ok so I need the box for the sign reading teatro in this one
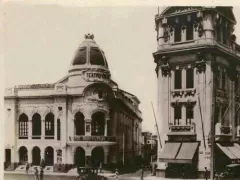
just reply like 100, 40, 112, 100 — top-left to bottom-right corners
83, 69, 110, 82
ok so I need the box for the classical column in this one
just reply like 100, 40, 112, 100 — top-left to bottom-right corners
158, 21, 164, 45
85, 148, 91, 166
103, 147, 109, 165
203, 13, 214, 40
28, 148, 32, 164
104, 119, 109, 137
40, 149, 44, 161
41, 120, 45, 140
181, 24, 186, 42
85, 119, 91, 136
14, 147, 18, 163
170, 106, 174, 125
182, 105, 186, 125
54, 115, 58, 140
182, 68, 186, 89
54, 149, 57, 164
28, 119, 32, 139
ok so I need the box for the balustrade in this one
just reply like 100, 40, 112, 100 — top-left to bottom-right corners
69, 136, 116, 142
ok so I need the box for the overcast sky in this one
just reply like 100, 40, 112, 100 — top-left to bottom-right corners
4, 2, 240, 133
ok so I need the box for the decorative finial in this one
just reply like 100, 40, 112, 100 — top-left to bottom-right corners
85, 33, 94, 40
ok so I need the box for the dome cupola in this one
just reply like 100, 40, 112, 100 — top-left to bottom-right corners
69, 34, 109, 72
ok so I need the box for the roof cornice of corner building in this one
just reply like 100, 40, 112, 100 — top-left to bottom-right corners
152, 43, 240, 63
156, 6, 236, 25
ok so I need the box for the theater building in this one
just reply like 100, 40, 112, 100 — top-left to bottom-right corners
154, 7, 240, 178
4, 34, 142, 172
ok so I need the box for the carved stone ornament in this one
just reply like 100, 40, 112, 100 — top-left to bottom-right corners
55, 84, 66, 92
163, 28, 169, 42
82, 68, 111, 83
227, 66, 237, 81
195, 52, 206, 73
172, 90, 184, 98
160, 56, 171, 77
185, 100, 196, 107
194, 21, 204, 37
184, 89, 196, 97
171, 100, 181, 107
216, 89, 227, 98
87, 89, 107, 102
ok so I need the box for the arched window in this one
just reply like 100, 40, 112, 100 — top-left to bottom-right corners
91, 112, 105, 136
91, 147, 104, 166
19, 114, 28, 139
45, 146, 54, 166
19, 146, 28, 165
90, 47, 105, 66
32, 146, 41, 165
32, 113, 41, 139
74, 112, 85, 136
45, 113, 54, 139
74, 147, 85, 167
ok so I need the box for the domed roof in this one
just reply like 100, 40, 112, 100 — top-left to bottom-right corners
71, 34, 108, 68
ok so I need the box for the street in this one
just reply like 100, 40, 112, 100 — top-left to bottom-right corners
4, 170, 207, 180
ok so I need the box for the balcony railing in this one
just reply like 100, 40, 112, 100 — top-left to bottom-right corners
168, 123, 196, 134
215, 123, 232, 138
18, 135, 55, 140
69, 136, 117, 142
220, 126, 231, 135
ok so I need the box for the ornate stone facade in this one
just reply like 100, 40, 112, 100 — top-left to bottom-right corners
4, 34, 142, 173
154, 6, 240, 179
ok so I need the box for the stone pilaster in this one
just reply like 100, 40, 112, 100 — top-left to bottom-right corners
28, 148, 32, 164
28, 120, 32, 139
85, 119, 91, 136
40, 149, 44, 161
182, 105, 186, 125
182, 68, 186, 89
103, 147, 109, 164
181, 25, 186, 42
41, 120, 45, 140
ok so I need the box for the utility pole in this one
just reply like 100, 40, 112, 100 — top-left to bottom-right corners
150, 134, 153, 163
123, 133, 125, 166
210, 59, 217, 180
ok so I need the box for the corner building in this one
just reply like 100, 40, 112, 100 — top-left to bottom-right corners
154, 7, 240, 178
4, 34, 142, 172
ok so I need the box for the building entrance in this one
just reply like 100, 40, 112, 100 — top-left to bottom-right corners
91, 147, 104, 166
166, 163, 197, 179
32, 146, 41, 165
75, 147, 85, 167
45, 146, 54, 166
19, 146, 28, 165
5, 149, 11, 164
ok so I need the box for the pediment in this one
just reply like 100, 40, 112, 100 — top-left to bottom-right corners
160, 6, 203, 17
215, 6, 236, 24
160, 6, 236, 24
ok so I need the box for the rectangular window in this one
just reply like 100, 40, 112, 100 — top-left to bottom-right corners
216, 69, 220, 89
186, 68, 194, 88
57, 119, 61, 141
186, 106, 194, 125
221, 106, 226, 124
217, 26, 221, 42
186, 23, 193, 41
175, 70, 182, 89
174, 106, 182, 125
235, 78, 239, 93
222, 72, 226, 90
235, 109, 238, 128
222, 26, 227, 45
174, 26, 182, 42
215, 106, 219, 125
